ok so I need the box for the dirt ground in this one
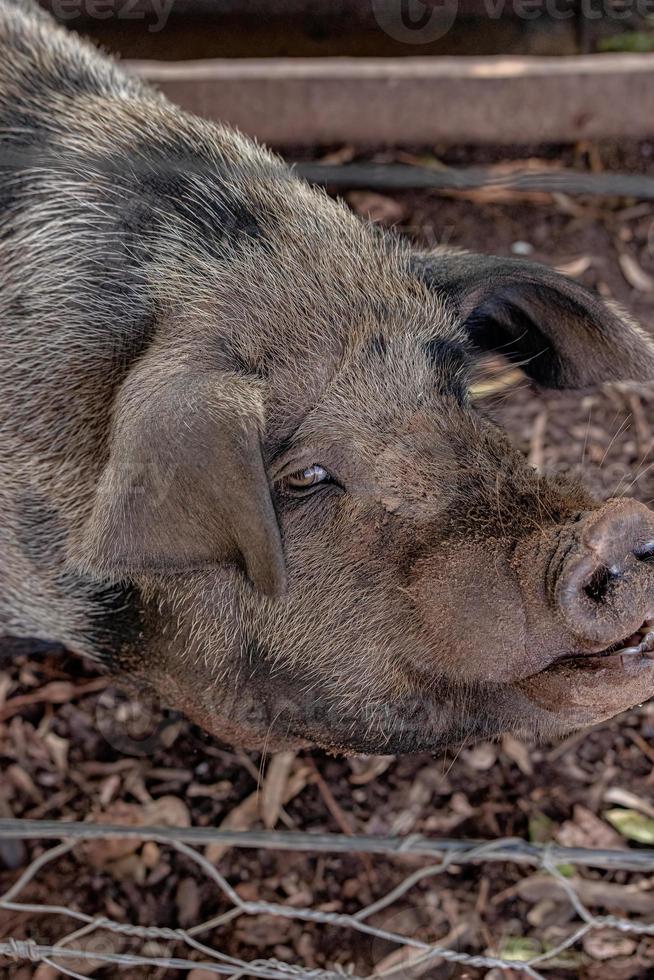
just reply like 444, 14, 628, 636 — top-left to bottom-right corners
2, 143, 654, 979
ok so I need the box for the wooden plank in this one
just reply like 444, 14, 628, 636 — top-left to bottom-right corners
127, 54, 654, 146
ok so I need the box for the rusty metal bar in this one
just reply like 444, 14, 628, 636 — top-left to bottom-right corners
294, 163, 654, 198
3, 818, 654, 872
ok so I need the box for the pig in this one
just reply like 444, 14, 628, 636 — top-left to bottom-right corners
2, 0, 654, 755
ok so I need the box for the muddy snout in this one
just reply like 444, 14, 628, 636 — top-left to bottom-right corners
553, 499, 654, 648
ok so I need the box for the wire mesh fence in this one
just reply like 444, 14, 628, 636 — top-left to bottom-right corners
2, 818, 654, 979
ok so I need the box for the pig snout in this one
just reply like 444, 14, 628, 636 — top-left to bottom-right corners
409, 497, 654, 690
552, 498, 654, 650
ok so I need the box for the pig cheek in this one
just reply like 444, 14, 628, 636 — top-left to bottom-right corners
407, 541, 534, 683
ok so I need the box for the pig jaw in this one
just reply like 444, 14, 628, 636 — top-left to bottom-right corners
123, 575, 654, 757
126, 646, 527, 755
132, 639, 649, 755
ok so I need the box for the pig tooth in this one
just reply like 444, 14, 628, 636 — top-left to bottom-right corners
617, 644, 642, 656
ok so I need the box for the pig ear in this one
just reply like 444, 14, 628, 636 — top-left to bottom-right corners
411, 251, 654, 388
75, 369, 286, 597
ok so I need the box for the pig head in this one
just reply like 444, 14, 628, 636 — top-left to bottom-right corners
2, 0, 654, 754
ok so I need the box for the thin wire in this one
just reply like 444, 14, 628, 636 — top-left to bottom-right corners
1, 824, 653, 980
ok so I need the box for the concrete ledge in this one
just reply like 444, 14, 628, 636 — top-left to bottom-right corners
127, 54, 654, 145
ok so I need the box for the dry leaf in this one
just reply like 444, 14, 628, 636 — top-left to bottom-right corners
318, 144, 355, 165
499, 936, 542, 961
234, 913, 295, 948
40, 932, 125, 977
346, 191, 405, 224
463, 742, 497, 771
619, 252, 654, 292
514, 873, 654, 915
87, 795, 190, 869
441, 159, 563, 206
205, 792, 261, 863
0, 673, 13, 711
206, 763, 311, 863
187, 779, 233, 799
605, 807, 654, 844
556, 805, 625, 849
373, 920, 471, 975
176, 876, 201, 927
553, 192, 589, 217
502, 734, 533, 775
556, 256, 593, 278
107, 852, 149, 882
604, 787, 654, 819
0, 677, 108, 721
33, 968, 60, 980
99, 773, 121, 808
395, 150, 447, 170
582, 928, 637, 961
0, 681, 74, 721
43, 731, 69, 773
141, 840, 161, 869
260, 750, 296, 829
141, 795, 191, 828
349, 754, 395, 785
6, 763, 42, 803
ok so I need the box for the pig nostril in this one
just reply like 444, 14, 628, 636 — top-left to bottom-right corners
557, 502, 654, 641
584, 565, 620, 604
635, 541, 654, 564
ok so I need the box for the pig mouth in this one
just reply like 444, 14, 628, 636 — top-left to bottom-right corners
551, 619, 654, 672
516, 617, 654, 724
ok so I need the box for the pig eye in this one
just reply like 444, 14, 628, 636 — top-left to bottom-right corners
285, 464, 332, 492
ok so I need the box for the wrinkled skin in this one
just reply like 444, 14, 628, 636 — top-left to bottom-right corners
2, 0, 654, 755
